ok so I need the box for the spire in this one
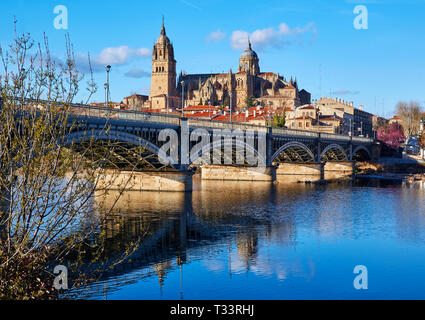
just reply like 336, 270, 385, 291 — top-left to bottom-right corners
247, 36, 252, 50
160, 16, 166, 35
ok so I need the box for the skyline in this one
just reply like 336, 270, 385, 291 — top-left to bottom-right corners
1, 0, 425, 117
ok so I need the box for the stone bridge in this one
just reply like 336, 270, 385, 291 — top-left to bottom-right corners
63, 104, 376, 191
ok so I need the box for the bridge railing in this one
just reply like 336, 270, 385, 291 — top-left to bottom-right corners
70, 104, 181, 126
320, 132, 351, 141
69, 104, 374, 143
187, 118, 268, 132
352, 136, 373, 143
271, 127, 319, 138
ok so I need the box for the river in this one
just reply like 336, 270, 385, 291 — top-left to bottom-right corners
67, 176, 425, 300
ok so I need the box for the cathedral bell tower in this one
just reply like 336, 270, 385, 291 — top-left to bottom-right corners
150, 18, 177, 101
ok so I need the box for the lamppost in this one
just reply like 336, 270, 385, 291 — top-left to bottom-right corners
360, 121, 363, 137
208, 100, 211, 120
105, 65, 111, 108
317, 111, 322, 132
349, 118, 352, 137
104, 83, 108, 109
166, 93, 169, 115
181, 81, 185, 117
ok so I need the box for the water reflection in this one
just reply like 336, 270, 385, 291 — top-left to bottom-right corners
68, 178, 425, 300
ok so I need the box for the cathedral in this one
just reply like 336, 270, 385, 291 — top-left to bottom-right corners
148, 20, 311, 111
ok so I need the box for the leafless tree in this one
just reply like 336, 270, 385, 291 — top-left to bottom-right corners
0, 21, 143, 299
396, 101, 423, 138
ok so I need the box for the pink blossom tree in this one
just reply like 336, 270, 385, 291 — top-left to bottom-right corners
377, 123, 406, 150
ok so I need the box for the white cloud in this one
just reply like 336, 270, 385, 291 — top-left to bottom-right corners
206, 29, 226, 42
75, 46, 151, 74
230, 22, 317, 50
96, 46, 151, 65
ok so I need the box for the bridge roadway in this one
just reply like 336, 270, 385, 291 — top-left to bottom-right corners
63, 104, 376, 191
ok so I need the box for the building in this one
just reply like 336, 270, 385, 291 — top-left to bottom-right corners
316, 97, 373, 137
123, 94, 149, 110
146, 20, 310, 111
149, 19, 181, 110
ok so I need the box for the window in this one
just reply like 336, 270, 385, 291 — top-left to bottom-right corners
306, 122, 310, 127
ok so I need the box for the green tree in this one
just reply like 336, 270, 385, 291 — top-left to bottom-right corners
271, 109, 286, 128
245, 96, 256, 110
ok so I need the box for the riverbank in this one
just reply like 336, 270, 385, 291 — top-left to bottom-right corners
354, 157, 425, 182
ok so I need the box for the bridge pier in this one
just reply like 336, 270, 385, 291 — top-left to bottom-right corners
200, 165, 275, 182
275, 163, 323, 183
97, 170, 193, 192
323, 161, 354, 181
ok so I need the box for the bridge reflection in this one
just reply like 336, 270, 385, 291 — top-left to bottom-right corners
68, 178, 302, 299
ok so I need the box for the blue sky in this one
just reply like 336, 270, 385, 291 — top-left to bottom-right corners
1, 0, 425, 117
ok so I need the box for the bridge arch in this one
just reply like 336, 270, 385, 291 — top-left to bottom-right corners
320, 144, 348, 162
352, 145, 372, 161
189, 138, 267, 168
272, 141, 315, 163
64, 129, 180, 171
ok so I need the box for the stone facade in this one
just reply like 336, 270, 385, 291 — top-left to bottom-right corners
317, 97, 373, 137
177, 40, 310, 111
123, 94, 149, 110
149, 20, 180, 109
148, 21, 310, 111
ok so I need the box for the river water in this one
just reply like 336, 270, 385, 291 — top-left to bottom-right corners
68, 177, 425, 300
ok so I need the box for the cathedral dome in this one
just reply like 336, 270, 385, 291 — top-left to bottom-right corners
238, 38, 260, 75
240, 39, 258, 58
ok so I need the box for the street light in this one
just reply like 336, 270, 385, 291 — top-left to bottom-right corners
181, 81, 185, 117
104, 83, 108, 109
105, 65, 111, 108
349, 118, 352, 137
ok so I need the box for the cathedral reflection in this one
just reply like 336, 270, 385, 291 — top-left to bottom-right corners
69, 181, 300, 299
